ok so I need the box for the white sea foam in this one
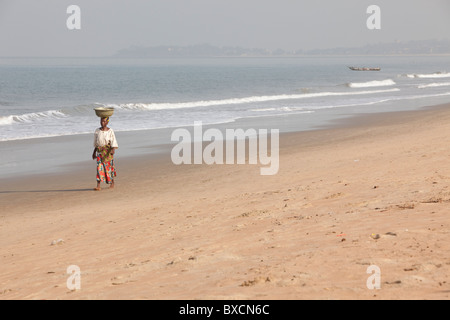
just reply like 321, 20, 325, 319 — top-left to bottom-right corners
0, 116, 15, 125
405, 72, 450, 79
0, 89, 399, 130
0, 110, 67, 125
418, 82, 450, 89
108, 88, 401, 112
250, 107, 314, 113
347, 79, 396, 88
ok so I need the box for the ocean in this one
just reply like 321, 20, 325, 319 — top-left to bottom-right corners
1, 55, 450, 177
1, 55, 450, 141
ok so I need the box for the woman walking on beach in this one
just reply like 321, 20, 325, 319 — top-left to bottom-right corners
92, 117, 118, 190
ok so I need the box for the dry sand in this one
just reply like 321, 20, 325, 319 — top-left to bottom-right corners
1, 104, 450, 300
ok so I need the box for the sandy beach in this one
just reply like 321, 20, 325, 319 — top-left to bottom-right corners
1, 103, 450, 300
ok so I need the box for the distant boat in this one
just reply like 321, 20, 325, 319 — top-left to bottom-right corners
349, 66, 381, 71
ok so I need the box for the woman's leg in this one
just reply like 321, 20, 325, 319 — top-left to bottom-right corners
106, 160, 116, 189
95, 160, 105, 191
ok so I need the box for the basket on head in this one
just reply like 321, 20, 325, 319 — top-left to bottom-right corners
94, 107, 114, 118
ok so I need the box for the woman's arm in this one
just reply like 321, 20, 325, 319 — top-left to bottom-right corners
93, 128, 99, 160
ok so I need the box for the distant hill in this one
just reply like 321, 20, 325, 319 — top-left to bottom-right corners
113, 44, 272, 58
307, 39, 450, 55
113, 39, 450, 58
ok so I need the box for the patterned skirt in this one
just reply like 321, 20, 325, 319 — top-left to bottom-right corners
96, 146, 117, 184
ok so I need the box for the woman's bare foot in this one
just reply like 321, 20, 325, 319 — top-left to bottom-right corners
110, 180, 115, 189
93, 187, 101, 191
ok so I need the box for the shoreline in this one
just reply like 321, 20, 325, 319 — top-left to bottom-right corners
1, 102, 450, 209
2, 101, 449, 184
2, 97, 448, 181
1, 102, 450, 299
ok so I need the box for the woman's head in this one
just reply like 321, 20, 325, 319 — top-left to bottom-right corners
100, 117, 109, 128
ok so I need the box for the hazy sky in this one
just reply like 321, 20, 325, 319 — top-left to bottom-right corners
0, 0, 449, 57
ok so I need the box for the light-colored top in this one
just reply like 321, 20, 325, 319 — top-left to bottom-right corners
94, 128, 119, 148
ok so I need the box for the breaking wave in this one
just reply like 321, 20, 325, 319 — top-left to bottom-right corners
106, 88, 401, 112
0, 110, 67, 126
418, 82, 450, 89
347, 79, 396, 88
405, 72, 450, 79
